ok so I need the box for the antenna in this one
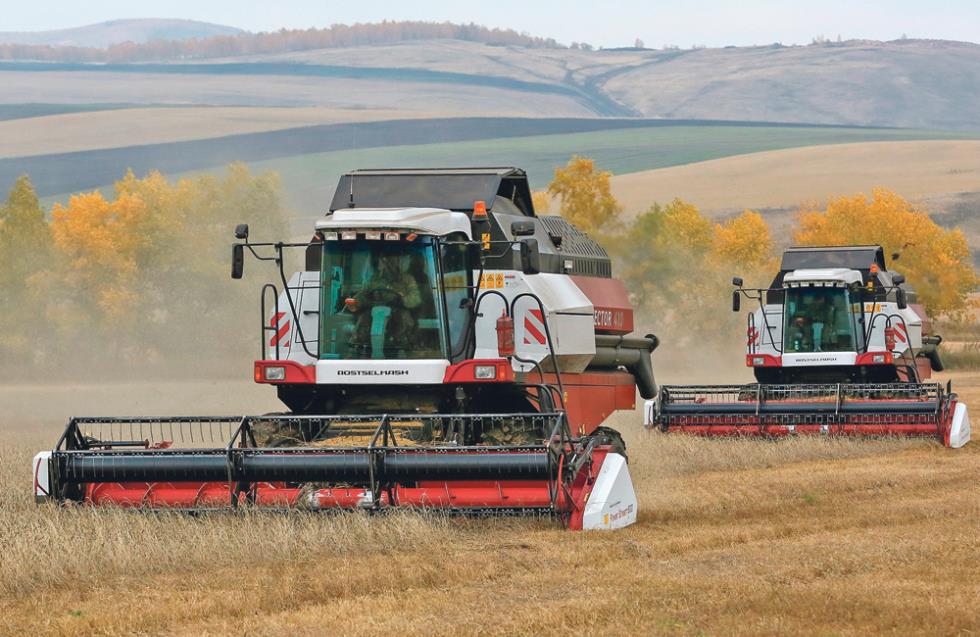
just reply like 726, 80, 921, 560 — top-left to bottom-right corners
348, 173, 355, 208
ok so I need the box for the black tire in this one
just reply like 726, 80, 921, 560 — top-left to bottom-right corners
588, 426, 627, 460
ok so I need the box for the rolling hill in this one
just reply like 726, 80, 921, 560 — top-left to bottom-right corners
611, 140, 980, 214
0, 19, 243, 48
610, 140, 980, 252
3, 37, 979, 129
19, 120, 979, 238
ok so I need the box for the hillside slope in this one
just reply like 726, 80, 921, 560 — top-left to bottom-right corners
604, 40, 980, 129
247, 38, 980, 129
2, 38, 979, 128
612, 140, 980, 213
611, 140, 980, 250
0, 18, 243, 48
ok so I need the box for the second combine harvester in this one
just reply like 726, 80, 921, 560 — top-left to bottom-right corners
34, 168, 658, 529
647, 245, 970, 447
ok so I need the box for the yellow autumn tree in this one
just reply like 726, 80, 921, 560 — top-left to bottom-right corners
547, 156, 622, 236
106, 165, 288, 364
712, 210, 776, 272
663, 198, 713, 252
49, 190, 148, 324
0, 164, 290, 377
531, 190, 551, 215
794, 189, 978, 315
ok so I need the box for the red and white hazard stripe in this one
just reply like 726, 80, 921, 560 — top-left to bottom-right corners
894, 323, 908, 344
523, 309, 547, 345
269, 312, 291, 348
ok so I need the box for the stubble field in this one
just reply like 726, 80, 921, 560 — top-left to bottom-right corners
0, 373, 977, 636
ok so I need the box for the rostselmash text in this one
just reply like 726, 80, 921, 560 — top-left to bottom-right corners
337, 370, 410, 376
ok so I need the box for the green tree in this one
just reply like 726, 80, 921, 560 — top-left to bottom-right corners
614, 199, 775, 356
0, 176, 50, 361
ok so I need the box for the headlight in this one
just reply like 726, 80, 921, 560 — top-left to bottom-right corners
872, 354, 886, 364
752, 356, 766, 366
264, 366, 286, 381
474, 365, 497, 380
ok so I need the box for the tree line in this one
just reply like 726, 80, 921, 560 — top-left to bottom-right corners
0, 21, 563, 63
0, 165, 287, 377
1, 157, 975, 377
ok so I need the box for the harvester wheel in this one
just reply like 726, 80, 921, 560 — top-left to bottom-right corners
588, 426, 628, 460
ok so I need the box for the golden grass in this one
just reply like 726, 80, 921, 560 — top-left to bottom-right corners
0, 106, 453, 159
1, 377, 977, 636
611, 140, 980, 216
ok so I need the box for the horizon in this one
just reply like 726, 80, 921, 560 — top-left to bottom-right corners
3, 0, 979, 49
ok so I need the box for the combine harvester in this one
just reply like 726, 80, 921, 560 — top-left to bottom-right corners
645, 245, 970, 448
33, 168, 658, 529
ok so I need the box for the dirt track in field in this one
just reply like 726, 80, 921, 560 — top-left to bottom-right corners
0, 374, 977, 636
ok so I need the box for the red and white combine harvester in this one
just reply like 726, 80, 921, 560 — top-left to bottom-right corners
646, 245, 970, 448
34, 168, 658, 529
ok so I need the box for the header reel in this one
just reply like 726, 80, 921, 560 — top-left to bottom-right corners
35, 412, 638, 530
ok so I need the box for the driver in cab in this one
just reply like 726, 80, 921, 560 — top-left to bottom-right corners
345, 252, 424, 357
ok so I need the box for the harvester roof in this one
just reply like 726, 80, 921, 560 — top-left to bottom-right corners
771, 245, 912, 300
330, 167, 534, 216
780, 245, 886, 272
779, 245, 886, 271
315, 207, 472, 238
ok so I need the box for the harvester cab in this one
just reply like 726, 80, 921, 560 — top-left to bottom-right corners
646, 245, 970, 448
739, 246, 944, 384
35, 168, 657, 529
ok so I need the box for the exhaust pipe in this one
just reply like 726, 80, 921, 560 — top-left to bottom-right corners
922, 335, 945, 372
590, 334, 659, 399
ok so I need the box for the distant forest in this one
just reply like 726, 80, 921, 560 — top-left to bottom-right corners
0, 21, 563, 62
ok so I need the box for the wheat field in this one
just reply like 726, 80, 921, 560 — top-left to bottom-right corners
1, 375, 977, 636
0, 106, 452, 159
611, 139, 980, 216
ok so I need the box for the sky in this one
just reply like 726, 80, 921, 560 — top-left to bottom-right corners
3, 0, 979, 48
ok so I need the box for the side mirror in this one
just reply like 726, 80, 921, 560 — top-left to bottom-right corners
732, 291, 741, 312
511, 220, 536, 237
732, 276, 744, 287
519, 239, 541, 275
234, 224, 249, 240
232, 244, 245, 279
896, 288, 908, 310
892, 273, 906, 285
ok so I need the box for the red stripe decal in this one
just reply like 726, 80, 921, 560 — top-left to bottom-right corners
524, 309, 545, 345
269, 321, 291, 346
